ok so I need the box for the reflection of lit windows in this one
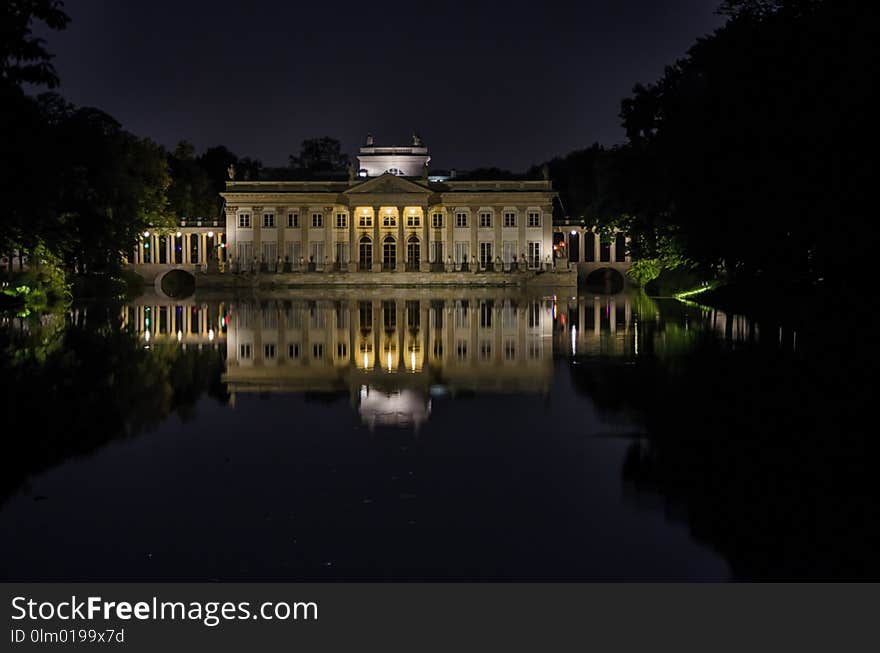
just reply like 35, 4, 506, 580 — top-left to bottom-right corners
455, 340, 468, 360
479, 301, 493, 328
264, 343, 276, 359
240, 343, 252, 359
479, 340, 492, 361
312, 343, 324, 359
528, 302, 541, 328
337, 342, 347, 358
432, 340, 443, 358
528, 340, 541, 359
288, 343, 300, 359
454, 302, 469, 329
504, 339, 516, 360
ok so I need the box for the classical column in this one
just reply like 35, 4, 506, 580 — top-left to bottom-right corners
493, 205, 502, 270
277, 206, 286, 271
579, 229, 586, 263
517, 207, 526, 268
324, 205, 334, 270
445, 206, 454, 269
301, 205, 310, 270
252, 206, 263, 270
469, 206, 478, 270
396, 206, 405, 272
421, 205, 430, 271
372, 206, 381, 272
348, 206, 357, 272
594, 229, 601, 263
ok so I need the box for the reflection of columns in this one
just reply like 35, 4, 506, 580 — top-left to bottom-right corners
609, 299, 617, 334
594, 300, 601, 336
594, 230, 601, 262
609, 235, 615, 264
579, 229, 586, 263
396, 206, 405, 272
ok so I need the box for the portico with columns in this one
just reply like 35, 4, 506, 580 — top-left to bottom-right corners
221, 173, 557, 276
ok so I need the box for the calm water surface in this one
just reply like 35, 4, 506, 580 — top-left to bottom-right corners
0, 289, 871, 580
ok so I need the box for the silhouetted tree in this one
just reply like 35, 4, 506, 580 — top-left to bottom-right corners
288, 137, 350, 176
0, 0, 69, 88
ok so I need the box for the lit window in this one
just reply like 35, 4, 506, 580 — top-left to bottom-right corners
336, 213, 348, 229
359, 212, 372, 228
455, 212, 468, 228
479, 212, 492, 228
287, 212, 299, 228
238, 214, 251, 228
263, 213, 275, 228
528, 211, 541, 227
383, 212, 396, 227
406, 212, 420, 228
311, 213, 323, 228
504, 212, 516, 227
432, 212, 443, 228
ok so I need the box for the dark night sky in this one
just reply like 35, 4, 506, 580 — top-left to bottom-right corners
41, 1, 722, 170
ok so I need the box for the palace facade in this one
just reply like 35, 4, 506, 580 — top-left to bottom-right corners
222, 173, 555, 273
219, 136, 556, 274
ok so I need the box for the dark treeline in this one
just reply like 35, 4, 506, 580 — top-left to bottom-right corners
545, 0, 872, 294
0, 2, 348, 295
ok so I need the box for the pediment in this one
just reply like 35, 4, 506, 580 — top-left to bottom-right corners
343, 173, 432, 195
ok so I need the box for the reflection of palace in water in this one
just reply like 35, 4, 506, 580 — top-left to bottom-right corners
121, 291, 772, 428
223, 292, 554, 427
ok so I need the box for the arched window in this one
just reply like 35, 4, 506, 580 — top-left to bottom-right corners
406, 235, 420, 271
382, 235, 396, 271
359, 235, 372, 271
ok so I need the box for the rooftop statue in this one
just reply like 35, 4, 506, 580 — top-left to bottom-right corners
412, 130, 423, 147
365, 134, 374, 146
227, 164, 236, 180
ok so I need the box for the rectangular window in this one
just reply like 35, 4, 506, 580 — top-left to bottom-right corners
239, 343, 252, 359
528, 211, 541, 228
479, 340, 492, 361
528, 241, 541, 268
287, 212, 299, 228
264, 343, 276, 359
286, 241, 302, 267
454, 241, 469, 265
263, 213, 275, 228
479, 241, 493, 268
238, 214, 251, 228
455, 212, 468, 228
335, 242, 348, 264
335, 213, 347, 229
479, 212, 492, 228
312, 343, 324, 359
337, 342, 347, 358
455, 339, 468, 360
359, 212, 372, 228
432, 212, 443, 228
406, 213, 420, 227
503, 212, 516, 227
288, 343, 300, 359
311, 213, 323, 228
382, 212, 396, 227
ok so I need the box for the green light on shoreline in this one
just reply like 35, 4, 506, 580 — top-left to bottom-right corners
674, 282, 717, 300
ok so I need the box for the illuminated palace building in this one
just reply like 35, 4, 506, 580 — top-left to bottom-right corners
221, 134, 556, 273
